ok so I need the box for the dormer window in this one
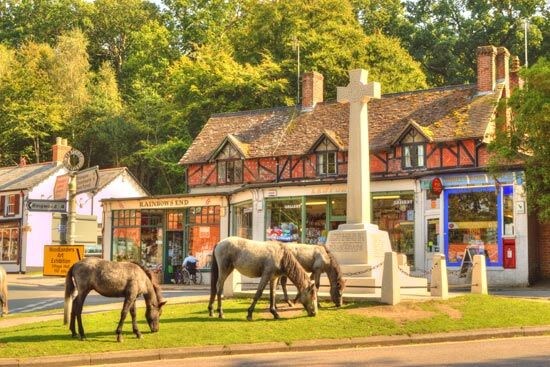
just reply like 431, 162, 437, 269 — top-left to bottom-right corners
315, 138, 338, 176
216, 144, 243, 184
401, 129, 426, 169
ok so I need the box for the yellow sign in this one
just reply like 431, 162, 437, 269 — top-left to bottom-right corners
43, 245, 85, 276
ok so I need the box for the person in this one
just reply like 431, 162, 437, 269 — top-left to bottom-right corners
182, 251, 198, 278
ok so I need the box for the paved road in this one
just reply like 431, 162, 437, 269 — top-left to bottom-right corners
7, 279, 209, 314
87, 335, 550, 367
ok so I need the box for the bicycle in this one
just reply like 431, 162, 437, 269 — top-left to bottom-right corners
175, 265, 202, 285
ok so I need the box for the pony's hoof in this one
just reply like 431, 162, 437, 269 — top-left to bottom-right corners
246, 315, 253, 321
135, 332, 142, 339
117, 335, 123, 343
218, 314, 224, 319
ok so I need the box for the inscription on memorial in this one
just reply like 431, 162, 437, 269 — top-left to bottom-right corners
327, 231, 367, 252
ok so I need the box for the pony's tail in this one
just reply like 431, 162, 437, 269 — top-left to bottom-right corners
210, 246, 219, 297
63, 265, 75, 325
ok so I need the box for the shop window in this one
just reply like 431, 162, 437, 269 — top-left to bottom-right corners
111, 209, 164, 274
215, 143, 243, 184
0, 224, 19, 262
187, 206, 220, 270
232, 202, 253, 239
266, 199, 302, 242
502, 186, 514, 236
445, 188, 499, 266
372, 193, 415, 265
315, 138, 338, 176
305, 197, 327, 244
401, 129, 425, 169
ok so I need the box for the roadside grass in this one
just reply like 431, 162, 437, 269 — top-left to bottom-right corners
1, 295, 550, 359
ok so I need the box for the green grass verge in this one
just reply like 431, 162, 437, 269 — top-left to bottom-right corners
0, 295, 549, 358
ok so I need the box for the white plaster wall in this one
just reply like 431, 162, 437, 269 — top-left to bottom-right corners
24, 166, 67, 268
76, 171, 148, 223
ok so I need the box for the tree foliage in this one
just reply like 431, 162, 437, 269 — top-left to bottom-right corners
490, 59, 550, 221
0, 0, 547, 195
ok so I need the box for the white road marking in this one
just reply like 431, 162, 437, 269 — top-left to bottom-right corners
9, 299, 64, 313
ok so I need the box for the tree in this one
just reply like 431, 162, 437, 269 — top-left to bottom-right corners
0, 42, 66, 163
230, 0, 427, 98
85, 0, 162, 78
490, 58, 550, 221
401, 0, 549, 86
167, 44, 290, 137
0, 0, 87, 48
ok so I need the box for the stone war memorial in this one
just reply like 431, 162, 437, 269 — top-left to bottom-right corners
325, 69, 428, 302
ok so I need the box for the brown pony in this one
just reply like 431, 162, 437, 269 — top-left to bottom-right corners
64, 258, 166, 342
0, 266, 7, 316
208, 237, 318, 320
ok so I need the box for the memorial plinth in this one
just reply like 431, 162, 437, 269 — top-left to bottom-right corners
323, 69, 427, 297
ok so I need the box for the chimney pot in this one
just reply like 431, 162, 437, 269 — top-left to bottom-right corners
496, 47, 510, 97
301, 71, 324, 109
476, 45, 497, 94
52, 137, 72, 164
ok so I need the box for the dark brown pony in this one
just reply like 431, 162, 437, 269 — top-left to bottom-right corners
0, 265, 7, 316
64, 258, 166, 342
208, 237, 318, 320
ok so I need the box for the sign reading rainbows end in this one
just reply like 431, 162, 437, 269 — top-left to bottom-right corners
43, 245, 84, 276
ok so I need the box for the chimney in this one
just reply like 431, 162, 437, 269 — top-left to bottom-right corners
52, 137, 72, 164
301, 71, 324, 109
476, 45, 497, 94
19, 156, 27, 167
496, 47, 510, 97
509, 55, 524, 94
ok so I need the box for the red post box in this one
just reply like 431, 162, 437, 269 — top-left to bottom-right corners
503, 238, 516, 269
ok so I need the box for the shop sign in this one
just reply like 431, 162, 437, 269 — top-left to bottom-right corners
431, 177, 443, 195
43, 245, 84, 276
139, 198, 190, 208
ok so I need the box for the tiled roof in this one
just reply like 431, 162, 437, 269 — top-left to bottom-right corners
0, 162, 63, 191
180, 84, 502, 164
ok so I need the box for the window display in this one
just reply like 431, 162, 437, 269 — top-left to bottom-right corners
445, 188, 499, 266
372, 194, 415, 264
187, 206, 220, 269
0, 222, 19, 262
305, 197, 327, 244
266, 199, 302, 242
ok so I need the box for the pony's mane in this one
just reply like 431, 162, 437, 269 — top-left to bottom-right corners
132, 262, 163, 303
280, 245, 310, 290
324, 248, 344, 281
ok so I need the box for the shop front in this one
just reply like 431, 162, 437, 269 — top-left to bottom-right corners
0, 220, 20, 272
419, 172, 528, 286
263, 195, 347, 244
103, 195, 227, 283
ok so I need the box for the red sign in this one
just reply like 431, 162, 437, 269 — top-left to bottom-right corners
54, 175, 69, 200
431, 177, 443, 196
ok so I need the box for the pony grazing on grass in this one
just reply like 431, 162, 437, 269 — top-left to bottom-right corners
208, 237, 318, 320
279, 243, 346, 307
0, 266, 7, 316
64, 258, 166, 342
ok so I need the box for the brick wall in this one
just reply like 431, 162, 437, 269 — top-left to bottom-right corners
302, 72, 324, 108
477, 45, 497, 93
539, 222, 550, 278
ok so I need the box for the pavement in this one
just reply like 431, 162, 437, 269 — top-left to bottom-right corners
1, 273, 549, 367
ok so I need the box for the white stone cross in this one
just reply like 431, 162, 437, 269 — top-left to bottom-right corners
337, 69, 381, 225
